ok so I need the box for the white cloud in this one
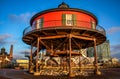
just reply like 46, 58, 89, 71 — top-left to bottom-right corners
13, 54, 24, 59
0, 33, 16, 45
0, 33, 12, 41
9, 12, 36, 23
107, 27, 120, 34
111, 44, 120, 58
19, 50, 30, 55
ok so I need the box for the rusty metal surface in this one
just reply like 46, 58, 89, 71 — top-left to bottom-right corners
22, 26, 106, 48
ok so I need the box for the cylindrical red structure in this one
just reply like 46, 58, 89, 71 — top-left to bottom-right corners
31, 10, 97, 29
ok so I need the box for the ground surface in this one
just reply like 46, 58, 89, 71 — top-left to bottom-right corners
0, 68, 120, 79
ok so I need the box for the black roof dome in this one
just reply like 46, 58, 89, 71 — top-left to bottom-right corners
58, 2, 69, 8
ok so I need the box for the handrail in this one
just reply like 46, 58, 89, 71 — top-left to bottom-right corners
23, 20, 106, 36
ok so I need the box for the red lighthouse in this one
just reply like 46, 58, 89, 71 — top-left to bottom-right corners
23, 2, 106, 76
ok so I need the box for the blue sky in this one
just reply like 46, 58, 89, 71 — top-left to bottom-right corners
0, 0, 120, 59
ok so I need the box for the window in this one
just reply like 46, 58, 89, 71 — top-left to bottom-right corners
66, 14, 73, 25
90, 20, 95, 29
36, 18, 44, 29
62, 14, 76, 26
39, 18, 44, 28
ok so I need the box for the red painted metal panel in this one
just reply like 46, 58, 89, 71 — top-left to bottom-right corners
33, 11, 96, 29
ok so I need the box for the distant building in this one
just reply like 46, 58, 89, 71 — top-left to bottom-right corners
15, 58, 29, 69
0, 45, 13, 68
87, 40, 111, 62
111, 58, 119, 64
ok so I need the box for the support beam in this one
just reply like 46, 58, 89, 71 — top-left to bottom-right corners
23, 38, 30, 41
40, 35, 66, 40
78, 44, 82, 72
31, 39, 37, 46
93, 38, 101, 75
72, 38, 81, 49
55, 38, 68, 50
29, 45, 33, 73
69, 34, 74, 77
69, 36, 71, 76
39, 39, 51, 50
72, 34, 93, 41
41, 30, 48, 35
25, 36, 34, 39
51, 41, 54, 55
32, 33, 39, 37
65, 48, 68, 71
79, 53, 82, 72
36, 37, 39, 72
34, 37, 40, 75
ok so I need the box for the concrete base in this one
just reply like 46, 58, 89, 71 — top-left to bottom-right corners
34, 72, 40, 76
